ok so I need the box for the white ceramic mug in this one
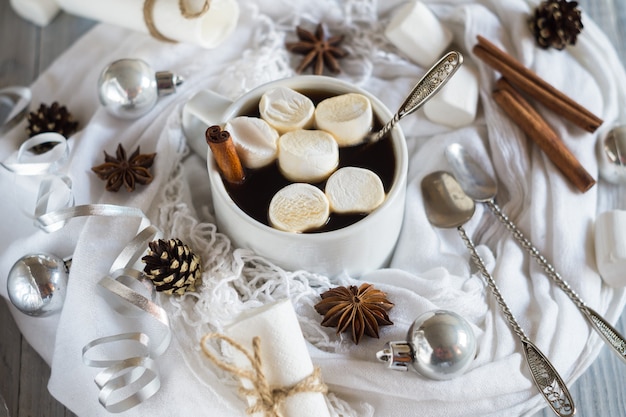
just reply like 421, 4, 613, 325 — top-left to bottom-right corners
182, 76, 408, 277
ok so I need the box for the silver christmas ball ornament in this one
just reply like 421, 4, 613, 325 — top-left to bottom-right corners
97, 58, 183, 119
7, 253, 70, 316
376, 310, 476, 380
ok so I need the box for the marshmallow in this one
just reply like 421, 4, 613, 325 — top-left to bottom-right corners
384, 1, 453, 68
595, 210, 626, 288
268, 183, 330, 233
423, 65, 479, 128
224, 116, 279, 168
314, 93, 373, 146
277, 129, 339, 182
259, 87, 315, 134
10, 0, 60, 27
325, 167, 385, 214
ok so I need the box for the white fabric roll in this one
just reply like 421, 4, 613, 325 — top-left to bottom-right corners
10, 0, 60, 26
224, 299, 331, 417
56, 0, 239, 49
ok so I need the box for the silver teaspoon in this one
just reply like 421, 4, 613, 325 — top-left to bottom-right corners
366, 50, 463, 143
597, 125, 626, 184
445, 142, 626, 364
421, 171, 575, 417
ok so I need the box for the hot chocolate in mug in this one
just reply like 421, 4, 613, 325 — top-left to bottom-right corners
182, 75, 408, 277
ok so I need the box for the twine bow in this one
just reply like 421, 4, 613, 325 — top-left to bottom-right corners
201, 333, 328, 417
143, 0, 211, 42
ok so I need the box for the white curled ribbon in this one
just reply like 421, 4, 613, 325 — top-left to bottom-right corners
1, 132, 74, 230
82, 333, 161, 413
85, 221, 171, 413
38, 203, 171, 412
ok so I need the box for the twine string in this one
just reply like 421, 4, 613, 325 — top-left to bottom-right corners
201, 333, 328, 417
143, 0, 212, 43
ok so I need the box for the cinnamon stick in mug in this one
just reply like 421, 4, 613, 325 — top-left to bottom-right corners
493, 78, 596, 193
206, 125, 245, 184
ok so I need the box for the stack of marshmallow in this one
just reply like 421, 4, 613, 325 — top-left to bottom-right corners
224, 86, 385, 233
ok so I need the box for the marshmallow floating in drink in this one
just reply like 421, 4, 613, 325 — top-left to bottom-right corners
314, 93, 373, 146
224, 116, 279, 168
269, 183, 330, 233
259, 86, 315, 134
277, 129, 339, 183
325, 167, 385, 214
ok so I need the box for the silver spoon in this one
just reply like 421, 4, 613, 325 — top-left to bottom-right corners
366, 50, 463, 143
421, 171, 575, 417
445, 142, 626, 364
597, 125, 626, 184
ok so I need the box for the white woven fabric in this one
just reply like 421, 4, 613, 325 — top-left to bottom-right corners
1, 0, 625, 416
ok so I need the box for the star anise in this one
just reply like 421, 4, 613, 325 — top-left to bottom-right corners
314, 283, 394, 344
91, 143, 156, 192
285, 23, 348, 75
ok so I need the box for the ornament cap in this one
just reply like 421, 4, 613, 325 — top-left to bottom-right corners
155, 71, 184, 96
376, 341, 414, 371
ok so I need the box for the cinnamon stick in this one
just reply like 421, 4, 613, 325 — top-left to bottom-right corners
474, 35, 603, 133
493, 78, 596, 193
206, 125, 245, 184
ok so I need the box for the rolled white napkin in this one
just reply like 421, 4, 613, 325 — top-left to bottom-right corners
10, 0, 60, 26
221, 299, 331, 417
56, 0, 239, 49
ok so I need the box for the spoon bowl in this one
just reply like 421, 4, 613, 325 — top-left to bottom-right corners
421, 171, 475, 228
444, 143, 497, 202
598, 125, 626, 184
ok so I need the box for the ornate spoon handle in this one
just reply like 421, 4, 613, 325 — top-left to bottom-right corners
457, 225, 575, 417
583, 307, 626, 359
486, 200, 626, 364
523, 340, 576, 417
367, 50, 463, 143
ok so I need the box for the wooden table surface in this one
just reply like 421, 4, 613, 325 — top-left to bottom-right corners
0, 0, 625, 416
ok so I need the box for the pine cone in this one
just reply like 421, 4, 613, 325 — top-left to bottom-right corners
529, 0, 583, 50
141, 238, 202, 295
26, 102, 79, 154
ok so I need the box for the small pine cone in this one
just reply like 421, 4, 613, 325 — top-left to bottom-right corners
26, 102, 79, 154
142, 238, 202, 295
529, 0, 583, 50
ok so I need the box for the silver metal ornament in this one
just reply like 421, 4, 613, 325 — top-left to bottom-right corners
97, 58, 183, 119
7, 253, 70, 316
376, 310, 476, 380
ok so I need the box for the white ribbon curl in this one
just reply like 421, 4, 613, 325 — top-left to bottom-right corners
4, 129, 172, 412
1, 132, 74, 230
34, 201, 170, 412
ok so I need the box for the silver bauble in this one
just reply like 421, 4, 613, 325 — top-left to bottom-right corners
7, 253, 70, 316
376, 310, 476, 380
97, 58, 183, 119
